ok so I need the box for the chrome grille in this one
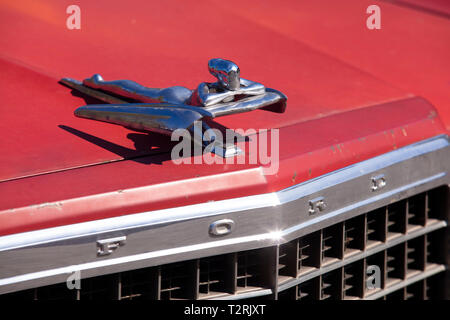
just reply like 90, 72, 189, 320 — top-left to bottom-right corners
0, 185, 447, 300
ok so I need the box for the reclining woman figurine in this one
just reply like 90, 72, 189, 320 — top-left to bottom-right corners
81, 58, 267, 107
61, 58, 287, 137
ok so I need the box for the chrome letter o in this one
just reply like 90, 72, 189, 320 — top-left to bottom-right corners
209, 219, 235, 236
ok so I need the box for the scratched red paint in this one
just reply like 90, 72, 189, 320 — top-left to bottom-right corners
0, 0, 448, 235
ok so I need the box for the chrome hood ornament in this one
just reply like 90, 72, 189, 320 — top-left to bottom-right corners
61, 58, 287, 156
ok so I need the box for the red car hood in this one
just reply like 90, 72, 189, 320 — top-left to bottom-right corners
0, 0, 431, 182
0, 0, 449, 235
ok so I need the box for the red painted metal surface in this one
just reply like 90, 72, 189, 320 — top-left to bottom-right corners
0, 0, 410, 183
387, 0, 450, 16
0, 97, 445, 236
225, 0, 450, 130
0, 0, 448, 235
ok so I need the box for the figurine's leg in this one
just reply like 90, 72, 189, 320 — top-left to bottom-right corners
83, 74, 191, 104
83, 74, 164, 103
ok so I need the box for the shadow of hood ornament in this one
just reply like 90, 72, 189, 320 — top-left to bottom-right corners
61, 58, 287, 156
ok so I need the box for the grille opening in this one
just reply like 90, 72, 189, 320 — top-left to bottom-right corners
387, 200, 407, 237
198, 255, 229, 297
344, 215, 365, 256
407, 193, 427, 228
119, 267, 158, 300
298, 232, 321, 274
236, 248, 269, 291
80, 274, 119, 300
160, 260, 197, 300
320, 269, 342, 300
427, 229, 447, 265
425, 272, 446, 299
321, 224, 343, 265
386, 244, 406, 285
366, 208, 386, 245
343, 261, 364, 299
427, 186, 448, 221
297, 278, 320, 300
278, 232, 322, 281
278, 240, 297, 280
406, 280, 425, 300
277, 286, 296, 300
406, 236, 426, 274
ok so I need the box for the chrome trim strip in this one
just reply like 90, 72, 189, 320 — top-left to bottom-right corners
0, 232, 281, 287
0, 135, 448, 252
280, 172, 445, 238
0, 187, 279, 252
0, 134, 448, 294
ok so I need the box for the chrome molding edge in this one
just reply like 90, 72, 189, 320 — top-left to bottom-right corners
0, 134, 449, 294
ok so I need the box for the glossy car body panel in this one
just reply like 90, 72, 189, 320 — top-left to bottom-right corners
0, 135, 448, 294
0, 97, 446, 236
0, 1, 449, 237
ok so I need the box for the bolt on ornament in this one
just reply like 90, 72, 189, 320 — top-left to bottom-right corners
61, 58, 287, 157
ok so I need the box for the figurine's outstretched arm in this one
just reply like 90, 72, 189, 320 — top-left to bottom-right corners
239, 78, 265, 95
83, 74, 192, 105
198, 78, 266, 107
197, 83, 235, 107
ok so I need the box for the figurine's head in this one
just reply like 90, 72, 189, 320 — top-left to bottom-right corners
208, 58, 240, 91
